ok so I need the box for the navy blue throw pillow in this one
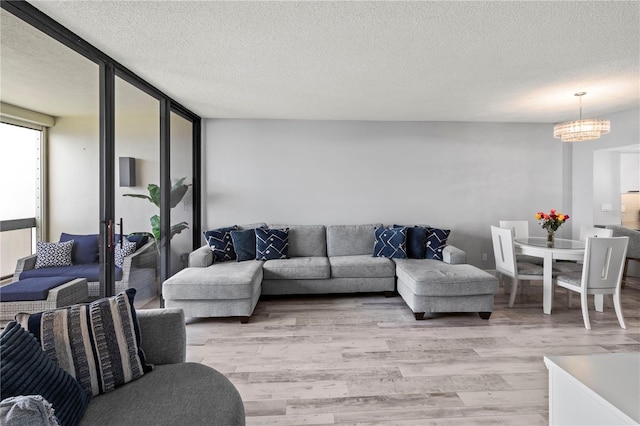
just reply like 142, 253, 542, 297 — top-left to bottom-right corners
426, 227, 450, 261
230, 229, 257, 262
394, 225, 428, 259
203, 226, 238, 262
0, 321, 90, 426
373, 226, 407, 259
255, 228, 289, 260
59, 233, 99, 264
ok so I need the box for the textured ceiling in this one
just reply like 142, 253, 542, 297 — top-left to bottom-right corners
6, 1, 640, 122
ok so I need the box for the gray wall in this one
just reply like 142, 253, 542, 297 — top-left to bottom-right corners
202, 119, 569, 267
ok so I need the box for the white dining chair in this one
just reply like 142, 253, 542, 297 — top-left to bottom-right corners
554, 236, 629, 330
553, 226, 614, 274
491, 225, 544, 307
499, 220, 543, 266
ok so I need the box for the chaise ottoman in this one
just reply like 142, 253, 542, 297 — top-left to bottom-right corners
394, 259, 498, 320
0, 277, 88, 322
162, 261, 263, 323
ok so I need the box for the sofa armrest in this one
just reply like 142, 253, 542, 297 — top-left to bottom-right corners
443, 245, 466, 264
13, 254, 37, 281
189, 245, 213, 268
136, 308, 186, 365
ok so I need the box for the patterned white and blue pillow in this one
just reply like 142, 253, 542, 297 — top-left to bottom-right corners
34, 240, 74, 269
255, 228, 289, 260
114, 239, 137, 268
203, 225, 238, 263
373, 226, 408, 259
426, 227, 450, 261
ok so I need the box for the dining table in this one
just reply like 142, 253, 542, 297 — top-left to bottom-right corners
514, 237, 585, 314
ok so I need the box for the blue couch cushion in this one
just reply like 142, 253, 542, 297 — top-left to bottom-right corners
230, 229, 257, 262
256, 228, 289, 260
0, 277, 73, 302
395, 225, 428, 259
426, 227, 451, 261
115, 233, 149, 250
19, 264, 123, 282
203, 226, 238, 263
373, 226, 408, 259
0, 321, 90, 426
60, 233, 99, 264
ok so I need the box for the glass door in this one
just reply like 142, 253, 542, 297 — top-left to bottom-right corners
114, 76, 161, 307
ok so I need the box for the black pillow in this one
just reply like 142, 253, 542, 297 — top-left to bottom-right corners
0, 321, 89, 426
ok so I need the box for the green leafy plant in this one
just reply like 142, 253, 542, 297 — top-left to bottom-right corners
123, 177, 191, 240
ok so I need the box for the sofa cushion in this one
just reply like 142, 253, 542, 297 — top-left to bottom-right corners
19, 263, 123, 282
268, 225, 327, 257
79, 363, 245, 426
0, 276, 73, 302
60, 233, 99, 264
230, 229, 257, 262
203, 225, 238, 263
16, 289, 151, 397
373, 226, 407, 259
395, 225, 428, 259
329, 254, 396, 278
256, 228, 289, 260
326, 224, 382, 257
0, 321, 89, 426
162, 262, 263, 300
263, 257, 331, 280
35, 241, 74, 269
426, 227, 451, 261
114, 239, 137, 268
395, 259, 498, 296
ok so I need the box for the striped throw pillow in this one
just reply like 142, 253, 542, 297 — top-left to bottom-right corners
16, 288, 152, 397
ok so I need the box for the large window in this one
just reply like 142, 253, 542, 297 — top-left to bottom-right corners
0, 122, 41, 278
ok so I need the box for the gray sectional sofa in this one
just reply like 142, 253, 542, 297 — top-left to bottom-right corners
163, 223, 498, 322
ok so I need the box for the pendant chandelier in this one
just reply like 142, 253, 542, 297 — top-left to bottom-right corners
553, 92, 610, 142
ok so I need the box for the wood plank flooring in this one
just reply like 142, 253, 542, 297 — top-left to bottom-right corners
153, 277, 640, 425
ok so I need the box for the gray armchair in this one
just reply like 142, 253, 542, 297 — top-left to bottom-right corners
605, 225, 640, 286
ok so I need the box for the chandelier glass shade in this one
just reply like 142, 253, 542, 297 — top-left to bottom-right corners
553, 92, 610, 142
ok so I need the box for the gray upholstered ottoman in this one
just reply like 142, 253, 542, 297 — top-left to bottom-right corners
394, 259, 498, 320
162, 261, 262, 323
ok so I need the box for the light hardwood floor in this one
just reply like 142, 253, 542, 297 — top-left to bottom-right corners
150, 277, 640, 425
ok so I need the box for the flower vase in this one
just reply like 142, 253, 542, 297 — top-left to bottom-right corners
546, 230, 555, 247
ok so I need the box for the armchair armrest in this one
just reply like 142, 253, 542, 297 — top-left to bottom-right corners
13, 254, 37, 281
443, 245, 466, 264
189, 245, 213, 268
136, 308, 185, 365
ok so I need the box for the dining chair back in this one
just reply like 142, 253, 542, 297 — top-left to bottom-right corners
579, 226, 613, 241
499, 220, 529, 239
491, 225, 543, 307
555, 236, 629, 329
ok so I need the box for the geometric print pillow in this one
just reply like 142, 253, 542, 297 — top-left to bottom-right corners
373, 226, 407, 259
114, 238, 137, 268
203, 226, 238, 263
16, 289, 152, 397
255, 228, 289, 260
34, 240, 74, 269
426, 227, 450, 261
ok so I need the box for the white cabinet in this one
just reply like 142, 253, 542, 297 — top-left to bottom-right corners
545, 353, 640, 425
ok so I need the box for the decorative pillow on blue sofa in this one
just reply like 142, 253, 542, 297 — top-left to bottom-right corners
0, 321, 89, 426
230, 229, 257, 262
203, 226, 238, 263
255, 228, 289, 260
394, 225, 428, 259
426, 227, 450, 261
114, 239, 137, 267
16, 288, 152, 397
60, 233, 99, 264
373, 226, 408, 259
34, 241, 74, 269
